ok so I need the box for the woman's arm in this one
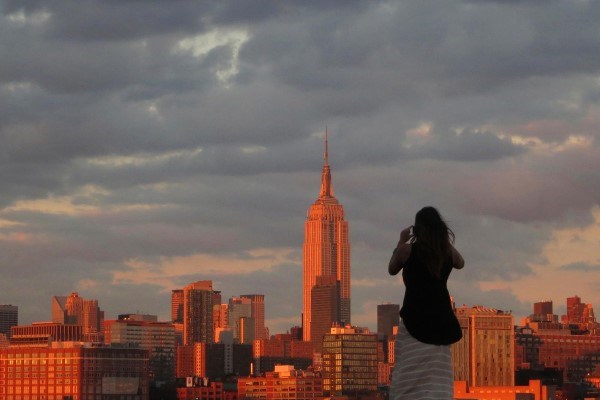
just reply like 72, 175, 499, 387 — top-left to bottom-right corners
451, 245, 465, 269
388, 226, 413, 275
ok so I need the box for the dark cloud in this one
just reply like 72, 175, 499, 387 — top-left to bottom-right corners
414, 129, 526, 161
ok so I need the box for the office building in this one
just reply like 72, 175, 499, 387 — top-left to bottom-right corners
253, 335, 313, 374
176, 342, 252, 379
229, 296, 252, 343
303, 131, 350, 341
321, 326, 378, 396
183, 281, 214, 345
377, 303, 399, 338
104, 319, 176, 384
309, 275, 340, 353
52, 292, 104, 342
241, 294, 267, 340
172, 289, 184, 323
0, 342, 149, 400
452, 305, 515, 386
51, 296, 67, 323
516, 298, 600, 385
9, 322, 84, 347
238, 365, 324, 400
0, 305, 18, 337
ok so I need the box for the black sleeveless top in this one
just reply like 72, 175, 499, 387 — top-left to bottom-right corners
399, 244, 462, 345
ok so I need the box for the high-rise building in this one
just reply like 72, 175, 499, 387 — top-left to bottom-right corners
52, 292, 103, 341
171, 289, 184, 323
563, 295, 597, 333
104, 319, 176, 384
51, 296, 67, 323
310, 275, 340, 353
241, 294, 267, 340
183, 281, 214, 345
322, 326, 378, 396
452, 305, 515, 387
377, 303, 399, 338
229, 296, 252, 343
0, 305, 18, 337
303, 131, 350, 342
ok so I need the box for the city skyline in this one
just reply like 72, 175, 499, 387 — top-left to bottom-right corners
0, 2, 599, 335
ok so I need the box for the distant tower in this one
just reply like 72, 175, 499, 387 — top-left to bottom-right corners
63, 292, 103, 340
303, 130, 351, 342
171, 289, 184, 323
228, 297, 253, 343
241, 294, 266, 340
0, 305, 18, 337
183, 281, 214, 345
377, 303, 400, 338
310, 275, 340, 352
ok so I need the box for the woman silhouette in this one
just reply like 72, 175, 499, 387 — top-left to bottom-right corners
388, 206, 464, 399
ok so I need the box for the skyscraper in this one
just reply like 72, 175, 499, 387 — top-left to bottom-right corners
377, 303, 400, 338
452, 305, 515, 386
171, 289, 184, 323
183, 281, 214, 345
310, 275, 340, 353
241, 294, 266, 340
228, 296, 252, 343
0, 305, 18, 337
303, 131, 350, 342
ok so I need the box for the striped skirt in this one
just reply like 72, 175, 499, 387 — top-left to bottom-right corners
390, 320, 454, 400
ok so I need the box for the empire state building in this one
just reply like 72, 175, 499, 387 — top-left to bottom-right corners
302, 132, 350, 342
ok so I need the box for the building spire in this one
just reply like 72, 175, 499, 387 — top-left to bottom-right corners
319, 128, 333, 198
324, 126, 329, 166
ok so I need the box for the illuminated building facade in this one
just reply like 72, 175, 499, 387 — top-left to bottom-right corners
238, 365, 323, 400
10, 323, 84, 347
454, 379, 555, 400
303, 132, 350, 342
452, 305, 515, 386
171, 289, 184, 324
241, 294, 266, 340
321, 327, 377, 396
229, 297, 252, 343
253, 335, 313, 374
0, 342, 149, 400
183, 281, 214, 345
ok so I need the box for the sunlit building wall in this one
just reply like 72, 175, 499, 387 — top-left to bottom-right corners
0, 342, 149, 400
321, 327, 377, 396
183, 281, 214, 345
238, 365, 324, 400
241, 294, 267, 340
452, 305, 515, 387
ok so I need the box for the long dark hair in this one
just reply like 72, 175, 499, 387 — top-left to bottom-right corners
412, 206, 455, 278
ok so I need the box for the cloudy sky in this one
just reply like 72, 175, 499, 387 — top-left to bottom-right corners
1, 0, 598, 334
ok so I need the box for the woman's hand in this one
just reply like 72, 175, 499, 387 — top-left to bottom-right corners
399, 225, 414, 244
